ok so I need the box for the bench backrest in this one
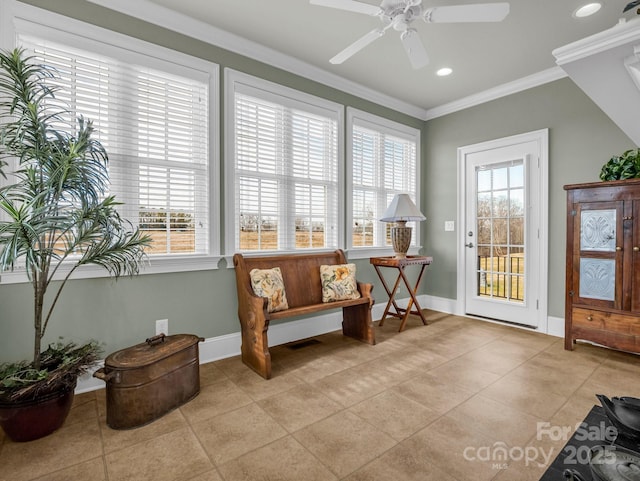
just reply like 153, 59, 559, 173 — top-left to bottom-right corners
233, 250, 349, 309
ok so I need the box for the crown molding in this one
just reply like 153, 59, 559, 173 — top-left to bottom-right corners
86, 0, 428, 120
424, 67, 567, 120
553, 16, 640, 66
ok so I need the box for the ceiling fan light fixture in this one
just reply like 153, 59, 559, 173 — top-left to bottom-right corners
573, 2, 603, 18
437, 67, 453, 76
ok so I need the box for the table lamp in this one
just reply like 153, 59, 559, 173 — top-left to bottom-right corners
380, 194, 425, 258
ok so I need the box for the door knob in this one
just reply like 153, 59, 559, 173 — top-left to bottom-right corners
634, 246, 640, 252
465, 242, 474, 248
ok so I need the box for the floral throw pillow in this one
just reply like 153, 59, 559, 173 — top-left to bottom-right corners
320, 263, 361, 303
249, 267, 289, 313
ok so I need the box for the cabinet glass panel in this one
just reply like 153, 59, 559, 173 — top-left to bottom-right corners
580, 209, 616, 251
579, 258, 615, 301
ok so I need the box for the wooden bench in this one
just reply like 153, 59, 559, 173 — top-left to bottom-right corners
233, 249, 375, 379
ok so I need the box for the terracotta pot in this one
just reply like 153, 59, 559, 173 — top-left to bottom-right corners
0, 382, 76, 442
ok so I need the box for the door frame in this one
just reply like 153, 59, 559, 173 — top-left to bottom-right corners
456, 129, 550, 332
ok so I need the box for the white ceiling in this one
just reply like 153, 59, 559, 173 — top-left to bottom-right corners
130, 0, 632, 115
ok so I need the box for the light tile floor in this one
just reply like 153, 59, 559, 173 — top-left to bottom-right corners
1, 311, 639, 481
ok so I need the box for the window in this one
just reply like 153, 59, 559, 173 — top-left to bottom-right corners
3, 5, 219, 280
226, 70, 343, 254
347, 108, 421, 257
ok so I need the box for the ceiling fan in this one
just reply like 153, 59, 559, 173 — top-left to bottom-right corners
310, 0, 510, 70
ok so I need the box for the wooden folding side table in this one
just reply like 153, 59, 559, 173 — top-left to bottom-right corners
370, 255, 433, 332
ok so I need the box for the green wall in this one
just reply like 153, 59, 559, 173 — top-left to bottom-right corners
422, 78, 635, 317
0, 0, 636, 363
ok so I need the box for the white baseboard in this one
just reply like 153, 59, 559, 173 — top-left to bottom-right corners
423, 295, 458, 314
77, 295, 565, 394
546, 316, 565, 338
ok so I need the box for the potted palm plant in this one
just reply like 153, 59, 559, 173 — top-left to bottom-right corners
0, 48, 150, 442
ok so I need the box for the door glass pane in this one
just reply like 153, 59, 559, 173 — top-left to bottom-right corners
580, 209, 616, 252
477, 247, 490, 297
510, 246, 525, 302
509, 218, 524, 245
477, 218, 491, 244
475, 159, 525, 303
477, 169, 491, 192
510, 189, 524, 216
493, 167, 508, 190
477, 192, 491, 217
491, 247, 508, 273
492, 219, 508, 244
492, 192, 508, 217
509, 164, 524, 188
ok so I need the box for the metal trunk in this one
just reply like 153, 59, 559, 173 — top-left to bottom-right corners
94, 334, 203, 429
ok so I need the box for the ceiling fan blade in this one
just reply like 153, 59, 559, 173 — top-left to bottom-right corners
424, 2, 510, 23
330, 28, 385, 64
310, 0, 382, 16
401, 29, 429, 69
623, 0, 640, 12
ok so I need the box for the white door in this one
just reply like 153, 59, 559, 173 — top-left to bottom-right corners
458, 130, 547, 328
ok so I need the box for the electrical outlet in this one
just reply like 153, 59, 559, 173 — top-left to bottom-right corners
444, 221, 455, 232
155, 319, 168, 335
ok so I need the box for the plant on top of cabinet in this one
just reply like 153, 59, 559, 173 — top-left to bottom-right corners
599, 148, 640, 181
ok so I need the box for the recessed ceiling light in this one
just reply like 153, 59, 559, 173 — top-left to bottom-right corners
573, 2, 602, 18
436, 67, 453, 77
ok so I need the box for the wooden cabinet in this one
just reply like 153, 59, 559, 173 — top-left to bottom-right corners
565, 179, 640, 354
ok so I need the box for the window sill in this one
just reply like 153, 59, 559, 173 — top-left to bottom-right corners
0, 255, 222, 284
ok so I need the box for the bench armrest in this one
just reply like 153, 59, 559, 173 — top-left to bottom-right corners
357, 281, 374, 306
237, 284, 270, 319
233, 253, 270, 320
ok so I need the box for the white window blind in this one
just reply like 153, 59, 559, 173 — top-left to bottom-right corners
17, 34, 211, 258
230, 74, 340, 253
350, 109, 419, 250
